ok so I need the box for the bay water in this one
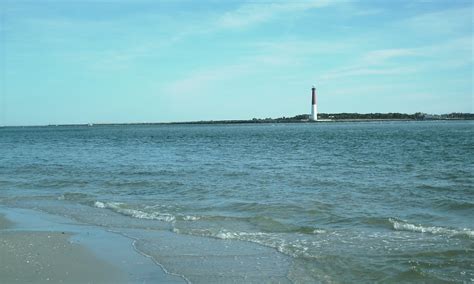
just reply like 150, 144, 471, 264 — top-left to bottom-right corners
0, 121, 472, 282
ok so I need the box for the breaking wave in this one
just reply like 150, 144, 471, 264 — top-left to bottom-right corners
94, 201, 176, 222
93, 201, 200, 223
389, 218, 474, 238
58, 192, 94, 201
172, 227, 321, 258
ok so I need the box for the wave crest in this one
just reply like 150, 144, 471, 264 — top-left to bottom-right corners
172, 227, 315, 258
93, 201, 176, 222
389, 218, 474, 238
93, 201, 201, 223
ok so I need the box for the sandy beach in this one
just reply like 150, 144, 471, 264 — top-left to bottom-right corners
0, 204, 294, 283
0, 232, 126, 283
0, 214, 127, 283
0, 210, 185, 283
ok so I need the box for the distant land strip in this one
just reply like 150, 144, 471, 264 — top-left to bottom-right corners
78, 112, 474, 126
168, 112, 473, 125
1, 113, 472, 128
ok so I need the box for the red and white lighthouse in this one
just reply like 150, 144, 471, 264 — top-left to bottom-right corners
311, 86, 317, 121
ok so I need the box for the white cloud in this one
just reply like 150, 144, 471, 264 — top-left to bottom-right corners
162, 35, 354, 99
320, 35, 473, 82
360, 48, 419, 65
400, 6, 472, 35
216, 0, 335, 29
320, 47, 421, 81
321, 66, 419, 81
163, 63, 250, 98
252, 38, 352, 55
353, 8, 384, 16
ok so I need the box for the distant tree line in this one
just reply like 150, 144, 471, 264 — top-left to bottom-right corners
247, 112, 474, 122
165, 112, 474, 125
318, 113, 417, 120
318, 112, 414, 119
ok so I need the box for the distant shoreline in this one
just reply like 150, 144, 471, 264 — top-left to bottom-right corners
1, 113, 472, 128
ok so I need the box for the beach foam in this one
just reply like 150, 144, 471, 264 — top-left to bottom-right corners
94, 201, 106, 208
172, 227, 314, 258
93, 201, 176, 222
93, 201, 202, 223
389, 218, 474, 238
182, 215, 200, 221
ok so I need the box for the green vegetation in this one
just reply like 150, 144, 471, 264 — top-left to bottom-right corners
245, 112, 473, 122
173, 112, 473, 124
319, 112, 474, 120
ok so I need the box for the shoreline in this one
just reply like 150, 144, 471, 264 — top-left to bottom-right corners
1, 117, 472, 128
0, 204, 295, 283
0, 201, 296, 283
0, 209, 186, 284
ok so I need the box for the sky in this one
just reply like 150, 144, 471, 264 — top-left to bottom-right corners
0, 0, 472, 126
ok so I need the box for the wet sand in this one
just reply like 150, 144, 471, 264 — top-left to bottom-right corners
0, 213, 13, 229
0, 212, 184, 283
0, 205, 299, 283
0, 230, 126, 283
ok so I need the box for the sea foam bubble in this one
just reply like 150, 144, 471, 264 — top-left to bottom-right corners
94, 201, 106, 208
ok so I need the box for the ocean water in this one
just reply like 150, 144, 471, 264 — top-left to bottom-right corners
0, 121, 473, 282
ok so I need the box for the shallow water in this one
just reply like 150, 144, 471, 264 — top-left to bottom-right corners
0, 121, 473, 282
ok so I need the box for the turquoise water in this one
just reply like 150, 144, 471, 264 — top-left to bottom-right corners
0, 121, 473, 282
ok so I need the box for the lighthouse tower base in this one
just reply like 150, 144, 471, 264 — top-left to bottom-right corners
311, 104, 318, 121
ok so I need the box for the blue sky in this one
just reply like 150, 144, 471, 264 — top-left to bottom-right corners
0, 0, 472, 125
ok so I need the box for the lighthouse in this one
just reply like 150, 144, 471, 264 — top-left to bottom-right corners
311, 86, 317, 121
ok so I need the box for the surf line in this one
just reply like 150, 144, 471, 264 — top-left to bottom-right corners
106, 228, 191, 284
